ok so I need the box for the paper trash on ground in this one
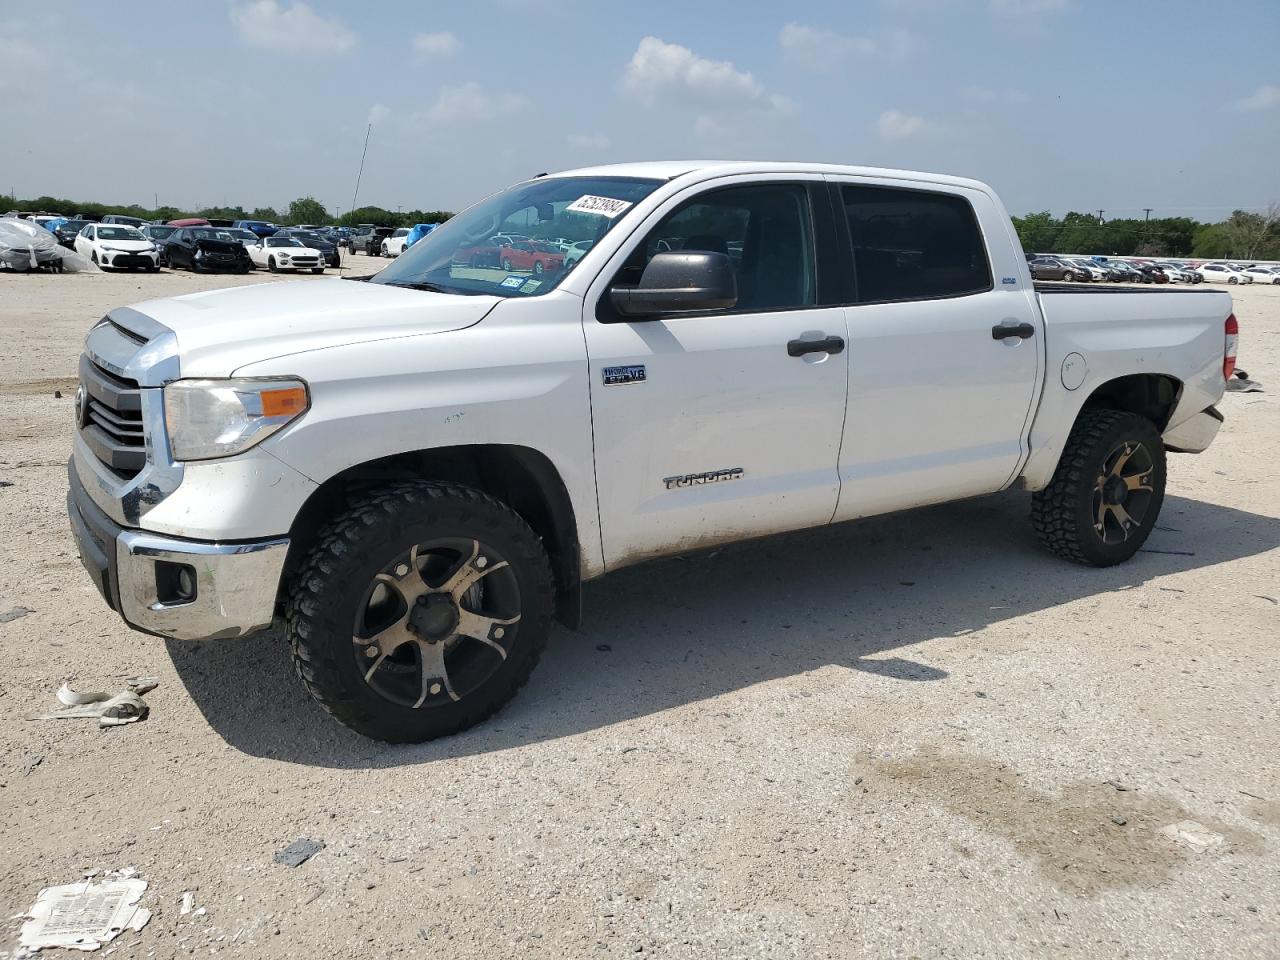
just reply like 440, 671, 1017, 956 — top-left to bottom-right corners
19, 878, 150, 952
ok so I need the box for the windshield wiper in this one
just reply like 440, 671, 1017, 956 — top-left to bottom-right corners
385, 280, 480, 295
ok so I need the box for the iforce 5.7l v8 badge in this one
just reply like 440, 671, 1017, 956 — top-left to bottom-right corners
602, 365, 646, 386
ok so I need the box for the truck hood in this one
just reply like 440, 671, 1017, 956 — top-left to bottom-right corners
123, 278, 499, 378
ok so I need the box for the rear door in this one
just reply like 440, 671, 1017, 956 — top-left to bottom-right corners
827, 178, 1043, 521
582, 176, 850, 569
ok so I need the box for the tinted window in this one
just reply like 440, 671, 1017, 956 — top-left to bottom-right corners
842, 185, 992, 303
614, 183, 816, 313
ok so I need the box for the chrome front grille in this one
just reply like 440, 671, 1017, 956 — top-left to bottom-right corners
79, 353, 146, 477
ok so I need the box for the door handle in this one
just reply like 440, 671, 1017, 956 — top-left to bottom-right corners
991, 322, 1036, 340
787, 335, 846, 357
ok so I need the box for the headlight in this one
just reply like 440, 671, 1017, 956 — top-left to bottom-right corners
164, 378, 310, 461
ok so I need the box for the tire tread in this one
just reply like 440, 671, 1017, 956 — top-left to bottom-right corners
285, 480, 554, 742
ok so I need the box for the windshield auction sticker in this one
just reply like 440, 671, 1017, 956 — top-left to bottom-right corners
566, 195, 633, 218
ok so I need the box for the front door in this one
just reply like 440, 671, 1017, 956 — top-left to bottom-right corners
582, 179, 850, 570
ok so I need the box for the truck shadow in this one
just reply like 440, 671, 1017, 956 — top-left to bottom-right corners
165, 491, 1280, 767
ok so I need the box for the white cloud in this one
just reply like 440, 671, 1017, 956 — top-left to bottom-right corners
230, 1, 356, 55
422, 82, 527, 123
989, 0, 1070, 15
961, 85, 1028, 104
779, 23, 917, 70
368, 104, 391, 126
1231, 84, 1280, 112
567, 133, 611, 150
622, 37, 790, 113
877, 109, 929, 140
412, 31, 460, 57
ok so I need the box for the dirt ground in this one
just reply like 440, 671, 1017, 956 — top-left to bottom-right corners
1, 259, 1277, 959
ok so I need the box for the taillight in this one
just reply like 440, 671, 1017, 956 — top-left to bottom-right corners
1224, 313, 1238, 381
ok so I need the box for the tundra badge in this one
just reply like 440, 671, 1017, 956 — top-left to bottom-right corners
663, 467, 744, 490
603, 364, 647, 386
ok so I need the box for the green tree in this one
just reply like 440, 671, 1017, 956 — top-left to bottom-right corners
338, 205, 397, 227
287, 196, 331, 226
1057, 212, 1110, 255
1011, 211, 1061, 253
1191, 224, 1231, 258
1220, 206, 1280, 260
250, 207, 281, 222
198, 206, 249, 222
402, 209, 453, 226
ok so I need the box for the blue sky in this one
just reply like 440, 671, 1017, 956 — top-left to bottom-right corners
3, 0, 1278, 220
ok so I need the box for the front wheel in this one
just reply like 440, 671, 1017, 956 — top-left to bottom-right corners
268, 257, 277, 272
1031, 409, 1166, 567
501, 258, 512, 272
311, 267, 323, 274
287, 481, 555, 742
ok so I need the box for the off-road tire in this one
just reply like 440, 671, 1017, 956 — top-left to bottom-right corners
1031, 408, 1166, 566
286, 481, 555, 742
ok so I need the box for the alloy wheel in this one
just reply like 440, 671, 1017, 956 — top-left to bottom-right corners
353, 538, 522, 709
1091, 440, 1155, 545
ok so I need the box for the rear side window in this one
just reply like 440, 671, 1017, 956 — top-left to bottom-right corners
842, 185, 992, 303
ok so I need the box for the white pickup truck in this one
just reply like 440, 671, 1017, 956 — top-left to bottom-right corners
67, 162, 1237, 742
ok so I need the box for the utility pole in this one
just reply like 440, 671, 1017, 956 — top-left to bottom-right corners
349, 123, 372, 220
1143, 208, 1152, 221
1097, 210, 1105, 223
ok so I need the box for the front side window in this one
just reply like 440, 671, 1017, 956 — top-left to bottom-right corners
370, 176, 662, 297
842, 185, 992, 303
610, 183, 816, 313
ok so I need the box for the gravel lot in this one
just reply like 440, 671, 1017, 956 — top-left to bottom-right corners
1, 260, 1277, 959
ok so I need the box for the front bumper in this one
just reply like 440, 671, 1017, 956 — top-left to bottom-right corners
103, 252, 158, 269
1163, 405, 1224, 454
67, 463, 289, 640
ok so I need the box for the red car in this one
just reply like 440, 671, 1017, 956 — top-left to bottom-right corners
168, 217, 211, 228
497, 240, 564, 275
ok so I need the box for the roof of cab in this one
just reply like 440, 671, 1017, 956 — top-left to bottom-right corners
542, 160, 992, 194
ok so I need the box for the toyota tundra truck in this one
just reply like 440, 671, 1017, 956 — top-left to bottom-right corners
67, 162, 1236, 742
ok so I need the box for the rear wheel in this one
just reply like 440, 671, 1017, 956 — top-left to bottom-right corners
287, 481, 555, 742
533, 260, 545, 276
1031, 409, 1166, 567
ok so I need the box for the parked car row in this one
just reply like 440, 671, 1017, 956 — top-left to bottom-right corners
52, 222, 332, 275
1028, 254, 1280, 285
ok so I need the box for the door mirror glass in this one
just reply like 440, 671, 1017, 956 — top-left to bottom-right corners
609, 251, 738, 317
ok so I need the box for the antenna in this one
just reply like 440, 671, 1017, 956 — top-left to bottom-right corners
349, 123, 372, 220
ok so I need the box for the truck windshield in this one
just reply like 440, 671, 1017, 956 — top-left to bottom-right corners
369, 176, 662, 297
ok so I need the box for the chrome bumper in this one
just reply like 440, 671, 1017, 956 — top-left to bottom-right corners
1163, 406, 1224, 454
68, 463, 289, 640
116, 531, 289, 640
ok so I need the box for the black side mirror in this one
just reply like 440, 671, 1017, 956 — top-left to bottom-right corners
609, 251, 737, 318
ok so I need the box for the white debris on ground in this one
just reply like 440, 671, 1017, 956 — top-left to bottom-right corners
28, 678, 158, 728
17, 875, 150, 953
1159, 820, 1226, 854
